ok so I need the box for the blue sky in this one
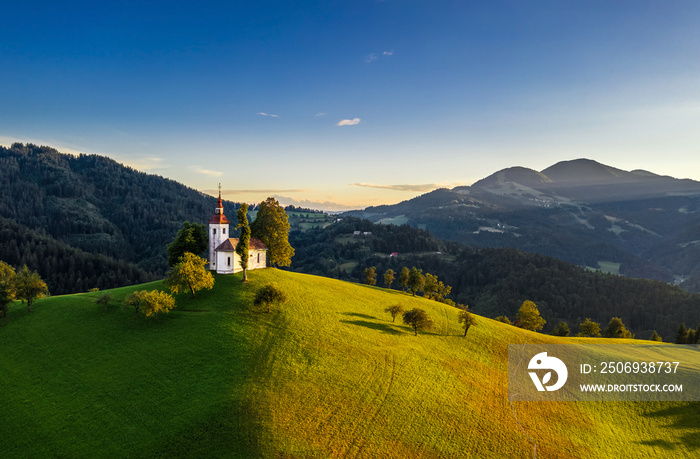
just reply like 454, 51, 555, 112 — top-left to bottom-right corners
2, 1, 700, 209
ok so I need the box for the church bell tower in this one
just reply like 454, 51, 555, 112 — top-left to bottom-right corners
208, 184, 230, 270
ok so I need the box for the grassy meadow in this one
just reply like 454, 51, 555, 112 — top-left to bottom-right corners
0, 269, 697, 458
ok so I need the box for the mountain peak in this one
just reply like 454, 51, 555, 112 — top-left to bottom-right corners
472, 166, 552, 190
541, 159, 633, 185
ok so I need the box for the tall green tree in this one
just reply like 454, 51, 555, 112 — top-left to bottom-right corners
458, 308, 477, 336
385, 303, 405, 322
236, 203, 251, 282
676, 323, 689, 344
515, 300, 546, 332
167, 222, 208, 267
165, 252, 215, 298
435, 280, 451, 303
14, 265, 48, 313
578, 318, 602, 337
250, 197, 295, 267
398, 267, 410, 292
407, 267, 425, 296
363, 266, 377, 285
384, 269, 395, 289
402, 308, 433, 336
254, 283, 288, 313
603, 317, 633, 338
423, 273, 438, 299
0, 261, 16, 320
649, 330, 662, 342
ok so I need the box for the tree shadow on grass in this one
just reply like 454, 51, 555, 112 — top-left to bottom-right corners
341, 312, 379, 320
635, 402, 700, 451
340, 320, 404, 335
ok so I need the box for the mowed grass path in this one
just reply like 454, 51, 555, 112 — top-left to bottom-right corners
0, 269, 697, 458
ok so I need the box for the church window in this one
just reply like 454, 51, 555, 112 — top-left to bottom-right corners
227, 257, 231, 266
223, 228, 226, 235
213, 229, 216, 235
257, 253, 260, 263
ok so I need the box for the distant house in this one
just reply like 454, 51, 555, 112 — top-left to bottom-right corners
363, 231, 372, 236
208, 192, 267, 274
353, 231, 361, 236
389, 252, 399, 258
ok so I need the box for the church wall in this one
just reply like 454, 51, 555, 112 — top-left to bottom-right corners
215, 250, 238, 274
215, 249, 266, 274
248, 250, 267, 270
209, 223, 229, 270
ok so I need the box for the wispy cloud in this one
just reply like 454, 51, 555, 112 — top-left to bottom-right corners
366, 50, 394, 63
351, 183, 444, 192
337, 118, 361, 126
190, 166, 223, 177
257, 112, 280, 118
315, 112, 327, 117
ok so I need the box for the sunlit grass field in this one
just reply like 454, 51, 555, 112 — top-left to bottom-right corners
0, 269, 697, 457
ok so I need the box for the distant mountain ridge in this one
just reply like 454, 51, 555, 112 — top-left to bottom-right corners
347, 159, 700, 291
472, 158, 700, 201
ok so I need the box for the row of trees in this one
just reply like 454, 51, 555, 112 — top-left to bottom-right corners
675, 323, 700, 344
497, 302, 700, 344
384, 303, 477, 337
363, 266, 453, 304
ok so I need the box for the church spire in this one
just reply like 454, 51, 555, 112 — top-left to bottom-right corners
209, 183, 229, 224
216, 183, 223, 212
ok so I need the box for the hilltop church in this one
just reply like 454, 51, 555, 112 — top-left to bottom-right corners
208, 192, 267, 274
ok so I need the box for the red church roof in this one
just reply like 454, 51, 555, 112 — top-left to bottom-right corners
209, 190, 230, 224
209, 214, 230, 224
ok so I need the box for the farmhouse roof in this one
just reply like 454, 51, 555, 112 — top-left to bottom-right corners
215, 237, 267, 252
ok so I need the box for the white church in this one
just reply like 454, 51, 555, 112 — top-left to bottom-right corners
208, 192, 267, 274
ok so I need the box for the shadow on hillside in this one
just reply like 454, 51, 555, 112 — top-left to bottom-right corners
341, 312, 379, 320
340, 319, 403, 335
635, 402, 700, 451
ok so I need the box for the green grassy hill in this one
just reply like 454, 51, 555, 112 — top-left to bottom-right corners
0, 270, 697, 458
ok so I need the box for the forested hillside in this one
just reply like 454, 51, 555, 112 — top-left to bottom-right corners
289, 217, 700, 340
0, 143, 237, 292
0, 217, 153, 293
